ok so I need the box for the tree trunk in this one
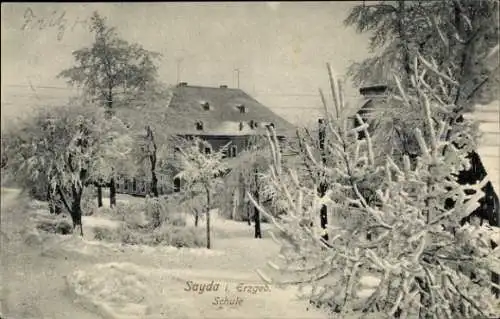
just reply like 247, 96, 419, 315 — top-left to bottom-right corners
71, 186, 84, 237
97, 185, 103, 207
146, 126, 159, 198
253, 168, 262, 239
104, 88, 113, 119
109, 177, 116, 207
231, 190, 237, 220
48, 187, 55, 214
318, 119, 329, 242
53, 192, 62, 215
246, 198, 252, 226
195, 210, 199, 227
206, 188, 211, 249
319, 203, 328, 240
254, 194, 262, 239
397, 0, 411, 84
151, 170, 158, 197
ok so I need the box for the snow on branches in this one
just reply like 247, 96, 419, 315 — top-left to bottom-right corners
174, 137, 230, 249
7, 104, 134, 235
249, 61, 500, 318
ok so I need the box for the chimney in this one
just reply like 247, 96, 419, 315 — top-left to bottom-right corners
177, 82, 188, 87
359, 85, 387, 97
220, 85, 228, 89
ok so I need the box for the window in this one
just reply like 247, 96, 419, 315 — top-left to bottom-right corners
174, 177, 181, 193
205, 146, 212, 154
200, 101, 210, 110
230, 145, 237, 158
239, 122, 244, 131
195, 121, 204, 131
236, 104, 246, 113
249, 120, 259, 129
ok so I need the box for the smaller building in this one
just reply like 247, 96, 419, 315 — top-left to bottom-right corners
349, 84, 498, 228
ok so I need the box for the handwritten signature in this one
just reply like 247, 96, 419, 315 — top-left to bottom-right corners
21, 8, 89, 41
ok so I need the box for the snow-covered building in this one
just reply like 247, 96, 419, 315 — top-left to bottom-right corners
467, 102, 499, 194
115, 82, 296, 196
464, 101, 499, 220
165, 82, 296, 151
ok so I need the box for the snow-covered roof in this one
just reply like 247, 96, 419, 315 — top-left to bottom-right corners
165, 85, 296, 137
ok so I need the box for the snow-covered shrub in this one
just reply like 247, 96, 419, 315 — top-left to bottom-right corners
92, 226, 114, 241
251, 62, 500, 318
94, 223, 205, 248
149, 225, 206, 248
144, 195, 187, 228
35, 218, 73, 235
92, 223, 144, 245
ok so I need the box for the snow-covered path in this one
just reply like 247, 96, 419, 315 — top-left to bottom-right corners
1, 189, 327, 319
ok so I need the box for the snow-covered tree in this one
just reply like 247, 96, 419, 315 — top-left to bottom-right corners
250, 63, 500, 318
345, 0, 499, 164
58, 11, 161, 206
122, 82, 174, 198
345, 0, 498, 94
345, 1, 499, 241
174, 138, 229, 249
223, 135, 275, 238
5, 103, 133, 235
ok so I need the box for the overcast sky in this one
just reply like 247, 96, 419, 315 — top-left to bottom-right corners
1, 2, 371, 127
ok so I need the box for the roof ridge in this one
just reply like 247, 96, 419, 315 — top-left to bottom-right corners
174, 84, 242, 91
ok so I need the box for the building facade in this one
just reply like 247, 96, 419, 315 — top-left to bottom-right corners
115, 82, 296, 196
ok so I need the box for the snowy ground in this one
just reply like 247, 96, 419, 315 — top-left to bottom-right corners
1, 188, 333, 319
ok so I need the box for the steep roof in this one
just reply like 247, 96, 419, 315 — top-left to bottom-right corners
164, 85, 296, 137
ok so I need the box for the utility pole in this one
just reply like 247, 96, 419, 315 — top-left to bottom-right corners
234, 68, 240, 89
176, 58, 183, 83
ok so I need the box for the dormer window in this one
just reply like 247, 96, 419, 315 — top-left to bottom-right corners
200, 101, 210, 110
195, 121, 204, 131
236, 104, 246, 113
249, 120, 259, 129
